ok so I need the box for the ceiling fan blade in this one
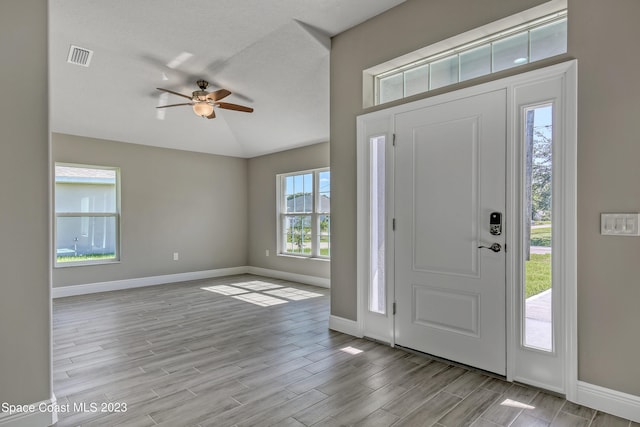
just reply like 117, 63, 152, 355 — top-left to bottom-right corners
156, 103, 192, 108
206, 109, 216, 119
206, 89, 231, 102
216, 102, 254, 113
157, 88, 192, 100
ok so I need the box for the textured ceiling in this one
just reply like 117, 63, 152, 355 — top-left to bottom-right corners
50, 0, 406, 157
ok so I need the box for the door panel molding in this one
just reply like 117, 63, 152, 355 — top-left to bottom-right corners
410, 115, 481, 277
412, 285, 480, 337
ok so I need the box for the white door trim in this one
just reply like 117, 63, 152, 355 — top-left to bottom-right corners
506, 63, 578, 396
356, 60, 577, 397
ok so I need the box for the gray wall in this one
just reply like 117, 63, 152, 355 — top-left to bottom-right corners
52, 133, 248, 287
0, 0, 51, 406
247, 142, 330, 279
331, 0, 640, 396
570, 0, 640, 397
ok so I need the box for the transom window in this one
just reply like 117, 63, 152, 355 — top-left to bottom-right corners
54, 163, 120, 266
374, 10, 567, 105
277, 168, 330, 258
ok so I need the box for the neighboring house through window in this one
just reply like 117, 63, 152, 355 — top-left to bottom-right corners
54, 164, 120, 266
277, 168, 330, 258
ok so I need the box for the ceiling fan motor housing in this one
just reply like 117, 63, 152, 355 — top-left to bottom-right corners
192, 90, 209, 102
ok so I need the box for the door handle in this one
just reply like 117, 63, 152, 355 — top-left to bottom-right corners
478, 243, 502, 253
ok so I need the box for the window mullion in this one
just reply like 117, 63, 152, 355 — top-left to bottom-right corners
56, 212, 117, 217
311, 171, 319, 257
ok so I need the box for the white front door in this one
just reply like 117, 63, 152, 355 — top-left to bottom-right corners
394, 89, 507, 375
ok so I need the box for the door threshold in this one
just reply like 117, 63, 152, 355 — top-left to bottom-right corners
394, 344, 507, 382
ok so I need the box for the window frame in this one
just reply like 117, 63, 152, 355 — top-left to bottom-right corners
373, 10, 567, 105
277, 167, 330, 259
54, 162, 121, 268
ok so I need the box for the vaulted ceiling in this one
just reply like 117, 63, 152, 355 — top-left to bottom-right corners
50, 0, 405, 157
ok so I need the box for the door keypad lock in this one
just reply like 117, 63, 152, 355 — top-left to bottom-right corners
490, 212, 502, 236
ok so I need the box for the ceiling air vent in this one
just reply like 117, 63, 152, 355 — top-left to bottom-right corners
67, 45, 93, 67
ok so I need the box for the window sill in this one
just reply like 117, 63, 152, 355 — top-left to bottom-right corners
277, 253, 331, 262
54, 260, 121, 268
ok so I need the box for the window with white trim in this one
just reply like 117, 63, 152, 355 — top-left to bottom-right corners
373, 10, 567, 105
54, 164, 120, 266
277, 168, 330, 258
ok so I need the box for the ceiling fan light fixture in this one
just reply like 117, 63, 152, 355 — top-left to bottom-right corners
157, 81, 253, 120
193, 102, 214, 117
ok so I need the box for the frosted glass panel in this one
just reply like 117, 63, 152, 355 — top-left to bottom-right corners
493, 32, 529, 72
379, 74, 403, 104
530, 19, 567, 62
404, 64, 429, 97
370, 136, 386, 314
430, 55, 459, 90
460, 44, 491, 82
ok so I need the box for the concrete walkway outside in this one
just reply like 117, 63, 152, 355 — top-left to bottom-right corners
530, 245, 551, 254
526, 237, 552, 349
525, 288, 552, 350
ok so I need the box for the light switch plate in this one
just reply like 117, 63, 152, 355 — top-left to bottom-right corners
600, 213, 640, 236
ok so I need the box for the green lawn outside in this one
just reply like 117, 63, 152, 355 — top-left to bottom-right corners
57, 254, 116, 263
290, 247, 330, 256
530, 226, 551, 247
525, 253, 551, 297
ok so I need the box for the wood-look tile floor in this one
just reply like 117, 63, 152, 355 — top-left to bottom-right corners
53, 274, 637, 427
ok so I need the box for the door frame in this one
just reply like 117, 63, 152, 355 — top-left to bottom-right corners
356, 60, 577, 399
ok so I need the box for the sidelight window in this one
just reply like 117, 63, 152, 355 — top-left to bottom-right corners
369, 136, 386, 314
522, 104, 553, 352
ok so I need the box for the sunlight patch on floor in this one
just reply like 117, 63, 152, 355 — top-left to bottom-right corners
233, 281, 284, 291
233, 292, 288, 307
500, 399, 535, 410
340, 346, 364, 355
266, 287, 323, 301
201, 280, 323, 307
201, 285, 249, 296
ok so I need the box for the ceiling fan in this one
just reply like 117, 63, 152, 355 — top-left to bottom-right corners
156, 79, 254, 119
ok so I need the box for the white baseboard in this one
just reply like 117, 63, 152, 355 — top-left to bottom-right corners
575, 381, 640, 423
52, 266, 331, 298
329, 315, 363, 337
0, 395, 57, 427
52, 266, 249, 298
247, 267, 330, 288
